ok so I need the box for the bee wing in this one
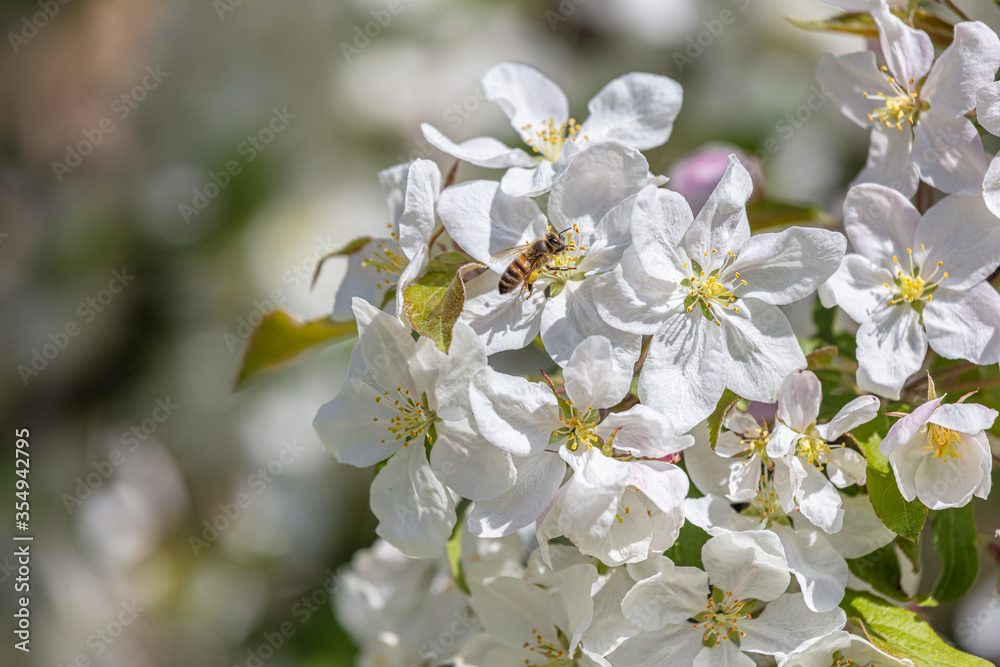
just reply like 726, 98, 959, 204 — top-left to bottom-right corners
489, 243, 530, 264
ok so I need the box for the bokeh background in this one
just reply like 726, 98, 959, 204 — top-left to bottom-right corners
3, 0, 1000, 665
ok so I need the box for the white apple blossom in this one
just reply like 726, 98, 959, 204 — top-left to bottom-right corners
314, 298, 514, 557
458, 561, 613, 666
437, 142, 648, 370
422, 61, 682, 197
819, 184, 1000, 398
609, 531, 846, 666
333, 159, 441, 320
469, 337, 690, 553
881, 393, 997, 509
816, 9, 1000, 196
777, 630, 915, 667
594, 156, 846, 432
334, 539, 479, 667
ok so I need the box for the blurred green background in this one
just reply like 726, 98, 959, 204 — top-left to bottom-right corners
3, 0, 1000, 665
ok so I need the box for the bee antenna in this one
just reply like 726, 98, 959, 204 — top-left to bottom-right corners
556, 226, 572, 236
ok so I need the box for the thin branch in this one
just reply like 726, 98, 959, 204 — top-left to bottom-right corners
941, 0, 971, 22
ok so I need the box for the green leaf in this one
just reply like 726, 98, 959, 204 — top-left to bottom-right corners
931, 504, 979, 602
859, 433, 928, 541
896, 534, 921, 574
310, 236, 373, 288
706, 389, 741, 450
235, 311, 356, 389
786, 10, 954, 46
403, 263, 482, 352
664, 521, 710, 570
446, 500, 471, 595
847, 544, 909, 602
841, 589, 992, 667
746, 199, 833, 231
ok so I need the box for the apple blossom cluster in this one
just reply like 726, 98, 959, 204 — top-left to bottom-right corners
302, 2, 1000, 665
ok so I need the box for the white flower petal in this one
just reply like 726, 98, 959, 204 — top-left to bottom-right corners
481, 62, 569, 145
825, 447, 868, 488
593, 249, 681, 336
420, 123, 534, 169
470, 367, 560, 457
702, 531, 790, 602
437, 180, 547, 269
581, 72, 683, 150
842, 183, 920, 270
683, 427, 741, 498
977, 81, 1000, 137
720, 299, 807, 404
541, 280, 642, 372
819, 395, 881, 442
398, 159, 441, 259
548, 143, 650, 241
395, 242, 428, 321
683, 495, 766, 536
922, 21, 1000, 119
563, 335, 634, 409
620, 565, 709, 630
468, 453, 566, 537
740, 593, 846, 656
873, 3, 934, 86
797, 466, 844, 534
595, 404, 693, 459
817, 254, 892, 325
314, 378, 403, 467
855, 305, 927, 400
683, 155, 754, 257
882, 397, 943, 454
499, 153, 568, 198
984, 153, 1000, 219
606, 624, 704, 667
777, 370, 822, 434
853, 127, 918, 198
924, 285, 1000, 365
694, 641, 757, 667
815, 51, 893, 129
821, 491, 896, 559
639, 312, 727, 434
431, 418, 516, 501
630, 185, 697, 283
584, 568, 643, 656
460, 269, 546, 354
370, 443, 456, 558
628, 461, 689, 515
771, 524, 848, 613
729, 228, 846, 306
916, 193, 1000, 291
928, 403, 998, 434
912, 114, 988, 196
909, 437, 991, 509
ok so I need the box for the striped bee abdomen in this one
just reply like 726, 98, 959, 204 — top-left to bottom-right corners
498, 255, 531, 294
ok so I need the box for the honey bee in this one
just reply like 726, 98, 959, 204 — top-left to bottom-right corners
489, 228, 572, 298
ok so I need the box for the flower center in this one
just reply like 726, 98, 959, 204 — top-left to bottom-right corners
361, 240, 408, 292
522, 627, 571, 666
681, 250, 746, 326
554, 409, 601, 452
693, 589, 752, 648
522, 117, 585, 162
863, 66, 926, 131
372, 387, 436, 447
738, 423, 770, 462
885, 246, 947, 309
925, 423, 962, 462
796, 435, 831, 470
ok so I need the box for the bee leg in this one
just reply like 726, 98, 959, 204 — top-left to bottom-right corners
546, 265, 572, 272
524, 282, 534, 300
